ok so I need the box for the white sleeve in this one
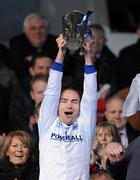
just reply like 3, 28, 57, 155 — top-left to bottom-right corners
123, 74, 140, 117
79, 72, 97, 138
38, 68, 63, 137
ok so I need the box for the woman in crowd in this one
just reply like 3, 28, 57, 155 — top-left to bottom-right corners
0, 130, 39, 180
90, 121, 121, 175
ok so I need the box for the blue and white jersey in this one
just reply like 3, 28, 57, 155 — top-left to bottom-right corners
38, 62, 97, 180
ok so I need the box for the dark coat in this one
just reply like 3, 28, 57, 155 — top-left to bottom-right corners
8, 33, 58, 80
0, 84, 10, 133
63, 45, 117, 93
0, 157, 39, 180
107, 136, 140, 180
106, 122, 140, 180
95, 45, 117, 89
117, 39, 140, 90
9, 76, 35, 134
126, 122, 140, 143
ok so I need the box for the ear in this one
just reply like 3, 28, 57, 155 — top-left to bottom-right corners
137, 29, 140, 38
29, 67, 34, 76
30, 90, 34, 100
104, 110, 108, 119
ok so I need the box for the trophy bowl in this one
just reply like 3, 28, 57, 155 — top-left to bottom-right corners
63, 10, 85, 51
63, 10, 93, 52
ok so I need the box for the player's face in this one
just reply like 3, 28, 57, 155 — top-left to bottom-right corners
58, 89, 80, 125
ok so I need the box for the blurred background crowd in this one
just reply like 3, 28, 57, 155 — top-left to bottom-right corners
0, 1, 140, 179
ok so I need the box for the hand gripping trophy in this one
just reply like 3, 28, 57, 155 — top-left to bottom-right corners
63, 10, 93, 54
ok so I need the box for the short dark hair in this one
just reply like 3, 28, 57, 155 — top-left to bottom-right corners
30, 73, 49, 91
62, 76, 83, 100
29, 52, 52, 68
61, 87, 82, 101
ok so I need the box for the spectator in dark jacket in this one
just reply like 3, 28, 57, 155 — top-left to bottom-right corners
89, 24, 117, 99
105, 95, 140, 149
63, 24, 118, 99
9, 53, 52, 134
0, 43, 18, 134
8, 13, 58, 80
0, 130, 39, 180
0, 85, 10, 134
117, 24, 140, 91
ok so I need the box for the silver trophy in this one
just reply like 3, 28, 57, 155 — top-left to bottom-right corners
63, 10, 93, 53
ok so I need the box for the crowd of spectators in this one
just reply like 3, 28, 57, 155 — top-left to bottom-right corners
0, 11, 140, 180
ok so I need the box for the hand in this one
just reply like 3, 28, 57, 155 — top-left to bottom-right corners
104, 142, 125, 163
29, 115, 37, 131
25, 55, 32, 62
0, 133, 6, 147
56, 34, 67, 51
55, 34, 67, 63
82, 36, 94, 65
82, 36, 93, 54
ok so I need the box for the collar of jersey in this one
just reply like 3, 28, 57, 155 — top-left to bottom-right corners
56, 120, 78, 131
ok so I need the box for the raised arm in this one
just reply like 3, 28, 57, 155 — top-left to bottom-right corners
38, 34, 66, 137
83, 36, 95, 65
79, 36, 97, 138
123, 74, 140, 117
55, 34, 66, 63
